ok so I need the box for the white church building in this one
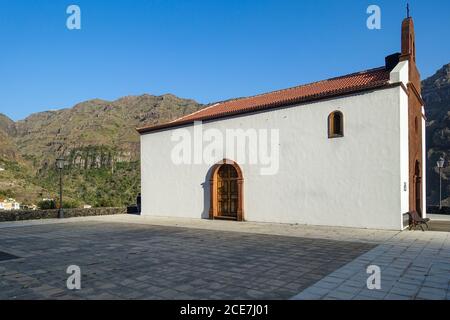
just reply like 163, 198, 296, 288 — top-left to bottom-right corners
137, 17, 425, 230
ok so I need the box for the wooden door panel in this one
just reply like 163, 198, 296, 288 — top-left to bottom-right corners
217, 165, 239, 219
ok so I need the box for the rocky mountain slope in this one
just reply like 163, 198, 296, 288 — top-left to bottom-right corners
423, 63, 450, 206
0, 113, 18, 160
14, 94, 201, 167
0, 113, 46, 204
0, 94, 203, 206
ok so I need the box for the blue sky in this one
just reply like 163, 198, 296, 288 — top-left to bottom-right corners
0, 0, 449, 121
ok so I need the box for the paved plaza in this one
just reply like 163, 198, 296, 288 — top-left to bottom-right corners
0, 215, 449, 300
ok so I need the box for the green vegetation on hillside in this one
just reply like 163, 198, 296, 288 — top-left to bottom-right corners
0, 94, 203, 207
0, 158, 47, 204
37, 161, 140, 208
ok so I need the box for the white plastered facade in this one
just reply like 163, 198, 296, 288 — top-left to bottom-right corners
140, 63, 421, 230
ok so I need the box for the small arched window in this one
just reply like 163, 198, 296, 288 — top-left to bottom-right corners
328, 111, 344, 138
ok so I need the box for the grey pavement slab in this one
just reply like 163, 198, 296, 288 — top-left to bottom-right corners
0, 220, 373, 300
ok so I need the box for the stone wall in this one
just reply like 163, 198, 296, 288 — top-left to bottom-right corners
0, 207, 126, 222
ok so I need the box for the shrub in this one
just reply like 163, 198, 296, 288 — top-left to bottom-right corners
38, 199, 56, 210
60, 199, 80, 209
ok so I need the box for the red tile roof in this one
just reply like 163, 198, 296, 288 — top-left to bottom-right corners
137, 67, 391, 134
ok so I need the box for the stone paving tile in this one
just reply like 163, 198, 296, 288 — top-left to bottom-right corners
0, 221, 374, 300
416, 287, 447, 300
325, 290, 356, 300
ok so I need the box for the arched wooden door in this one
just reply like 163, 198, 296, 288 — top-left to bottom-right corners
209, 160, 243, 221
415, 160, 422, 216
217, 165, 239, 218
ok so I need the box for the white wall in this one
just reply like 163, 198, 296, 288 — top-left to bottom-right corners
141, 86, 406, 230
399, 87, 410, 228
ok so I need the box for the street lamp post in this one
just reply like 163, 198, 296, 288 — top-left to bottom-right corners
437, 157, 445, 210
56, 157, 65, 219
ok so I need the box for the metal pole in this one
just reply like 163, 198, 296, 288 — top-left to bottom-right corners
59, 167, 64, 218
439, 167, 442, 210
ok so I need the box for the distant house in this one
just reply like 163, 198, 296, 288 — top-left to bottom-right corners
21, 204, 37, 211
0, 198, 21, 211
83, 205, 92, 209
0, 167, 5, 172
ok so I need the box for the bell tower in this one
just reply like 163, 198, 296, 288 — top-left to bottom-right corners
400, 15, 421, 95
400, 12, 425, 216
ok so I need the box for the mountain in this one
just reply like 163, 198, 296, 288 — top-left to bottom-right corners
423, 63, 450, 206
0, 94, 203, 207
0, 113, 18, 160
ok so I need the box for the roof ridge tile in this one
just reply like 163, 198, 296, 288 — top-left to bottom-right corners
137, 66, 391, 134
